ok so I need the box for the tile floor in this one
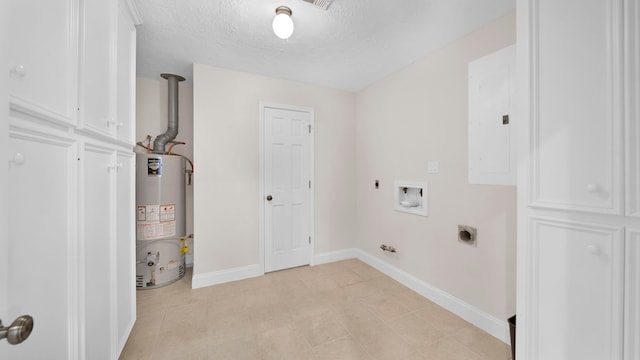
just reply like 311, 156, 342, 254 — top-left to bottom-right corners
120, 259, 512, 360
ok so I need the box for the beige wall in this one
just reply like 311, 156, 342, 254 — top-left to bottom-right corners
192, 65, 357, 274
135, 77, 195, 262
355, 12, 517, 320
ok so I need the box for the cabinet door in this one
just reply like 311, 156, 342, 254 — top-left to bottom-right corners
526, 218, 624, 359
116, 1, 137, 144
7, 130, 76, 359
8, 0, 78, 125
626, 228, 640, 360
530, 0, 624, 214
626, 0, 640, 217
116, 152, 135, 355
80, 0, 116, 137
82, 144, 115, 360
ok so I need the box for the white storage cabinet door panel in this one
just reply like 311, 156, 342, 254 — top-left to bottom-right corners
531, 0, 623, 214
115, 151, 135, 355
80, 0, 116, 136
9, 0, 78, 124
116, 1, 136, 144
82, 144, 116, 360
626, 0, 640, 217
528, 217, 624, 360
7, 131, 75, 359
626, 228, 640, 360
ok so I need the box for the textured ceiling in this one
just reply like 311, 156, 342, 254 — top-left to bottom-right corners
135, 0, 515, 92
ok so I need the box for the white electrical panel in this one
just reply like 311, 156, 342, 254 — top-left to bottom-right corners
468, 45, 516, 186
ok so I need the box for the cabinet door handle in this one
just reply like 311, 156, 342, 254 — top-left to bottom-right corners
586, 244, 600, 254
11, 153, 25, 166
10, 64, 26, 78
108, 163, 123, 171
107, 121, 124, 127
586, 184, 599, 193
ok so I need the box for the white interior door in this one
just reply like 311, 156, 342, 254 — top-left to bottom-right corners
263, 105, 312, 273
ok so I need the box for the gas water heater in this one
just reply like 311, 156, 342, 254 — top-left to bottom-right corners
135, 73, 188, 289
136, 153, 186, 288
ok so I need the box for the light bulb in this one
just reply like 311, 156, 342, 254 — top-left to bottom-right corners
272, 7, 294, 39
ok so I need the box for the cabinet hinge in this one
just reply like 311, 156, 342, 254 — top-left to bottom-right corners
308, 124, 311, 133
309, 180, 311, 189
309, 236, 311, 244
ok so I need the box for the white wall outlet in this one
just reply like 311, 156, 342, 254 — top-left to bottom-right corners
427, 161, 439, 174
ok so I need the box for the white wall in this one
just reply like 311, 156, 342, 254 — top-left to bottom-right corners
355, 13, 516, 321
192, 65, 357, 276
135, 77, 195, 263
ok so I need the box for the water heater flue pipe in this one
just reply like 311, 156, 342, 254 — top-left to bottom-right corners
153, 73, 186, 154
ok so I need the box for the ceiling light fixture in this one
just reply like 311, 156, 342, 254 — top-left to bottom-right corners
272, 6, 294, 39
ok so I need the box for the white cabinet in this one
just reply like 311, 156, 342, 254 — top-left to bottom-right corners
81, 145, 135, 359
627, 0, 640, 218
517, 0, 639, 359
80, 0, 138, 144
116, 151, 136, 353
529, 0, 624, 215
7, 130, 76, 360
80, 0, 116, 137
8, 0, 78, 125
527, 218, 624, 359
82, 144, 116, 360
626, 229, 640, 360
4, 0, 140, 358
117, 0, 138, 144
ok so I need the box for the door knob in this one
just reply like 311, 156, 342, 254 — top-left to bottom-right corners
0, 315, 34, 345
266, 195, 273, 201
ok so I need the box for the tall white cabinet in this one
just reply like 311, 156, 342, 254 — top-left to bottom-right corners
517, 0, 639, 359
6, 0, 141, 359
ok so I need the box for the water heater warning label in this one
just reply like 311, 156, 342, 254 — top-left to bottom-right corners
137, 204, 176, 240
137, 221, 176, 240
160, 204, 175, 221
147, 157, 162, 176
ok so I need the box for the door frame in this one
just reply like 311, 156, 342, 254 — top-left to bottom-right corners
259, 102, 315, 274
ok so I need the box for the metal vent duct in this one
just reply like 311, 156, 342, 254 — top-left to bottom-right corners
152, 73, 186, 154
300, 0, 333, 10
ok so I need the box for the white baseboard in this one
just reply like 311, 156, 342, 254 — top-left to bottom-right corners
191, 263, 263, 289
314, 248, 359, 265
315, 248, 510, 344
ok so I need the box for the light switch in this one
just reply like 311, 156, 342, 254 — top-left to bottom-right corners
427, 161, 439, 174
